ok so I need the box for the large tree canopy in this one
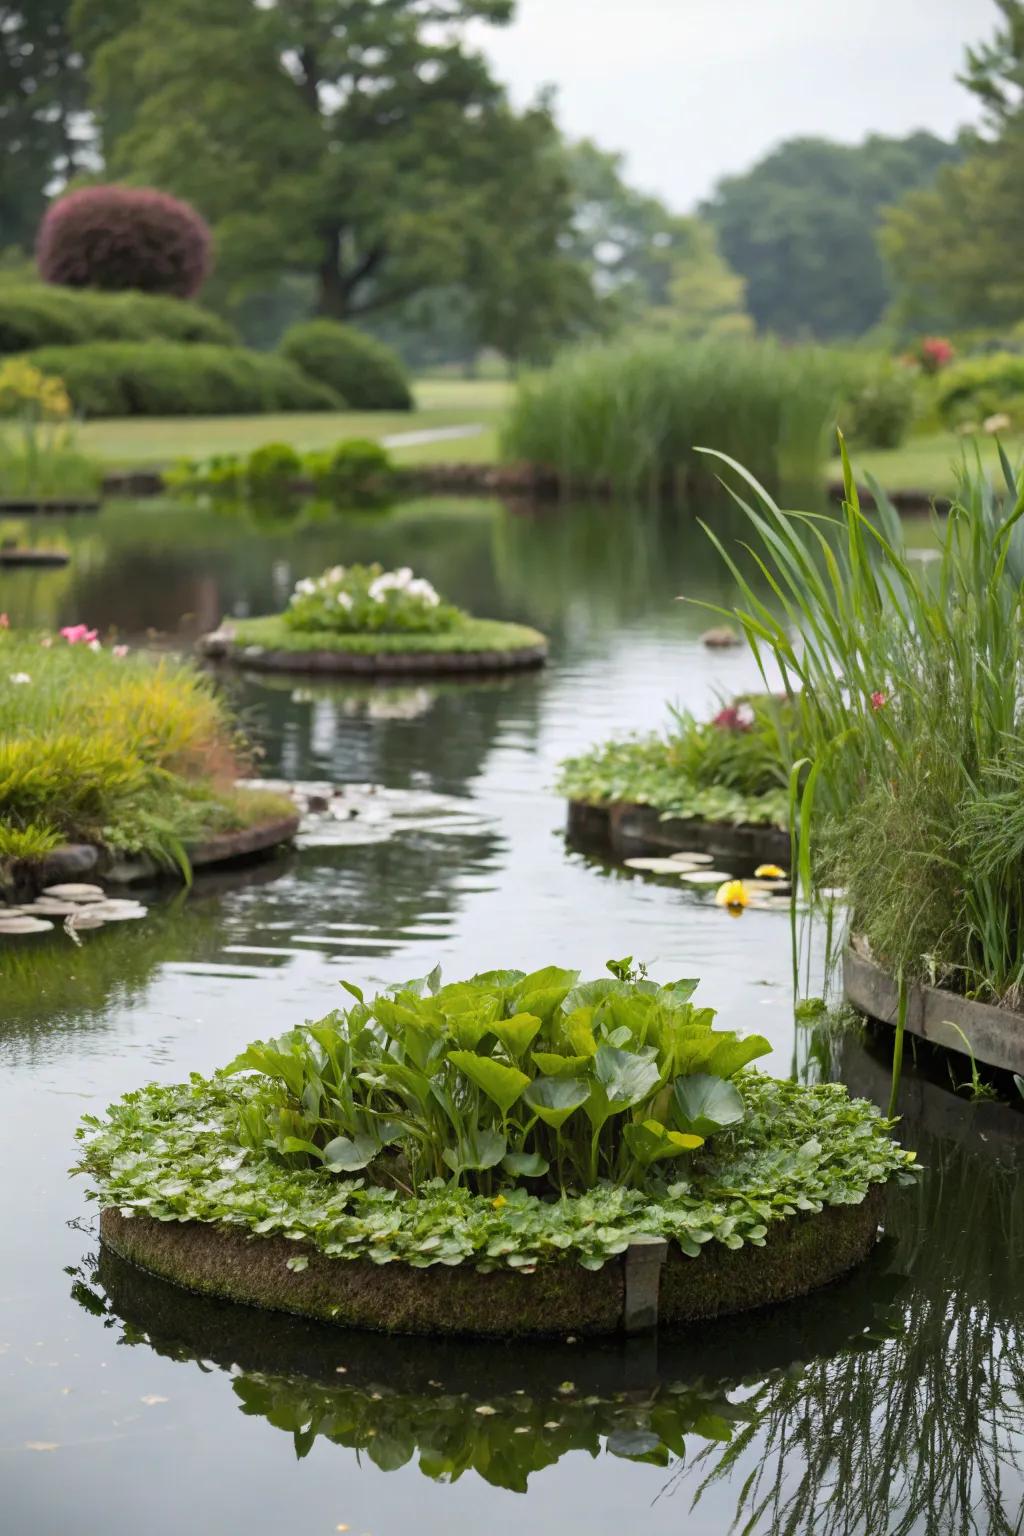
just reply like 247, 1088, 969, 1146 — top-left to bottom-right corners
703, 132, 963, 340
70, 0, 594, 335
882, 2, 1024, 331
1, 1, 90, 251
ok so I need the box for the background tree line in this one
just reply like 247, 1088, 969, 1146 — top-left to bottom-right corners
1, 0, 1020, 365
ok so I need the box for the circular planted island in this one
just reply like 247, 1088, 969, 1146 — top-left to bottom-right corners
200, 563, 547, 676
78, 961, 915, 1337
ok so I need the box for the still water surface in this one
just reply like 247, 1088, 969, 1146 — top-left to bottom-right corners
1, 496, 1022, 1535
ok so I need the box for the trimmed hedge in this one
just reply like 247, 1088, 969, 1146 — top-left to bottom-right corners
279, 319, 412, 410
17, 342, 344, 417
0, 285, 236, 354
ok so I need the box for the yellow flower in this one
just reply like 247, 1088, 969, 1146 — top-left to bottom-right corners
491, 1194, 507, 1209
754, 863, 787, 879
715, 879, 750, 911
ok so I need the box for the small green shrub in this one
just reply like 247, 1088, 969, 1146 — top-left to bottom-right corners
245, 442, 301, 500
935, 352, 1024, 428
308, 437, 395, 505
279, 319, 412, 410
284, 563, 459, 635
0, 285, 235, 353
13, 343, 343, 417
837, 358, 917, 448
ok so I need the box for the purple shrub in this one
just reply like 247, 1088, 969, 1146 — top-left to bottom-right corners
36, 186, 213, 300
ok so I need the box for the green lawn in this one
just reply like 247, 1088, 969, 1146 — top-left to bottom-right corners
828, 430, 1024, 497
77, 377, 511, 467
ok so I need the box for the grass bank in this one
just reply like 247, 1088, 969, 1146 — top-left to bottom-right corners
0, 628, 293, 872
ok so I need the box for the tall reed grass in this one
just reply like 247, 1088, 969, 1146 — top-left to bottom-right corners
698, 437, 1024, 1005
501, 337, 842, 500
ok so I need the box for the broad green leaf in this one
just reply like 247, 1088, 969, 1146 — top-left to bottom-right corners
490, 1012, 542, 1059
469, 968, 526, 989
502, 1150, 550, 1178
705, 1034, 772, 1078
530, 1051, 591, 1077
322, 1132, 379, 1171
280, 1135, 323, 1159
442, 1128, 507, 1174
593, 1044, 660, 1107
556, 1009, 598, 1058
561, 978, 629, 1013
523, 1075, 591, 1128
658, 978, 700, 1005
447, 1051, 530, 1116
624, 1119, 704, 1166
671, 1075, 746, 1138
448, 1002, 500, 1050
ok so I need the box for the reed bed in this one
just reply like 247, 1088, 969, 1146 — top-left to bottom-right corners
501, 337, 842, 500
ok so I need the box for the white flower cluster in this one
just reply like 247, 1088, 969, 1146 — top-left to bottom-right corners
289, 564, 440, 609
368, 566, 440, 606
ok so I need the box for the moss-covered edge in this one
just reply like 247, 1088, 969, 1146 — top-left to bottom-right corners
200, 614, 548, 674
100, 1185, 883, 1339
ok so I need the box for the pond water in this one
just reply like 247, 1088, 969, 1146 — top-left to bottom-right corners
1, 496, 1022, 1536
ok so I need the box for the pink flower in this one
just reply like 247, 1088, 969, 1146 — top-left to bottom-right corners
39, 636, 53, 648
112, 644, 129, 658
60, 624, 99, 646
0, 614, 8, 630
870, 690, 887, 711
712, 702, 754, 732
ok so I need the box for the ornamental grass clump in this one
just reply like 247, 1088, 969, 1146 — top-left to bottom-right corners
284, 564, 459, 636
699, 437, 1024, 1005
0, 359, 100, 498
0, 625, 292, 871
76, 960, 915, 1274
558, 693, 799, 828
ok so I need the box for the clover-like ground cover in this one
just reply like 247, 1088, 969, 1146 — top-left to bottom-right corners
76, 963, 914, 1285
558, 695, 798, 829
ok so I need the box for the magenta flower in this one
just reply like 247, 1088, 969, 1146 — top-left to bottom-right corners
60, 625, 99, 646
112, 644, 129, 658
870, 690, 887, 711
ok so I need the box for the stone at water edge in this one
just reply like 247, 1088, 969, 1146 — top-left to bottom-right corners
677, 870, 735, 886
0, 914, 55, 934
42, 883, 105, 901
668, 851, 715, 865
87, 902, 147, 922
700, 626, 742, 649
63, 910, 106, 931
17, 898, 96, 916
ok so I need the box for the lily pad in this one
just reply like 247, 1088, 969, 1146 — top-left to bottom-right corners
623, 856, 700, 874
668, 851, 715, 865
0, 914, 54, 934
42, 883, 105, 901
678, 870, 734, 886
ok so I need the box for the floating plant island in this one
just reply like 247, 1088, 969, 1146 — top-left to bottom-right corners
79, 961, 915, 1337
200, 564, 547, 676
560, 695, 795, 878
0, 624, 298, 920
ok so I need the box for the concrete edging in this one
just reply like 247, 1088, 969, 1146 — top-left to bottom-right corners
566, 798, 791, 870
99, 1188, 884, 1339
843, 944, 1024, 1076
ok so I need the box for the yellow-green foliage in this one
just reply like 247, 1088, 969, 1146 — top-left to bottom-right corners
0, 632, 289, 869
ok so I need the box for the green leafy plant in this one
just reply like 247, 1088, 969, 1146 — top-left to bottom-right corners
283, 563, 460, 636
557, 693, 798, 828
307, 438, 395, 505
219, 960, 773, 1198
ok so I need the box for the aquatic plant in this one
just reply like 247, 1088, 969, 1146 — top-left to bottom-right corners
500, 336, 841, 499
0, 627, 293, 875
557, 693, 797, 828
75, 961, 913, 1272
698, 441, 1024, 1006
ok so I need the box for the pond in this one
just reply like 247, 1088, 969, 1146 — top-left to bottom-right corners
2, 495, 1022, 1535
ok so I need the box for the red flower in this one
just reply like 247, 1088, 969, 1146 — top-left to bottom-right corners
0, 613, 8, 629
870, 690, 887, 711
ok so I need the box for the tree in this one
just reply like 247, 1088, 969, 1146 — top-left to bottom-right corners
0, 1, 90, 251
70, 0, 593, 336
882, 3, 1024, 330
703, 133, 964, 339
651, 220, 752, 342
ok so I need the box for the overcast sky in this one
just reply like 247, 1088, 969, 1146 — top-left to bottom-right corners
469, 0, 998, 210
